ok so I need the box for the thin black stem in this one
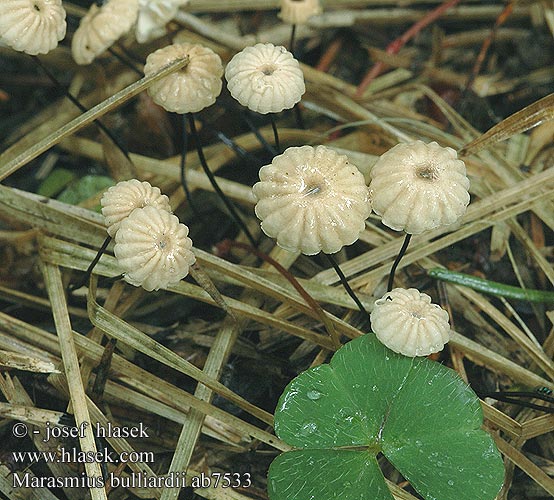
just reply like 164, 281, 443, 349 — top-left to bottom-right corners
69, 236, 112, 291
180, 114, 200, 216
213, 129, 261, 167
241, 111, 278, 156
480, 393, 554, 414
187, 113, 257, 248
293, 104, 305, 129
324, 253, 370, 318
270, 115, 281, 153
387, 233, 412, 292
107, 46, 142, 76
485, 391, 554, 405
289, 24, 297, 54
31, 55, 131, 161
115, 42, 145, 66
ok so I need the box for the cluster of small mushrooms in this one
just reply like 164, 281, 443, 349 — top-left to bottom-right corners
0, 0, 471, 358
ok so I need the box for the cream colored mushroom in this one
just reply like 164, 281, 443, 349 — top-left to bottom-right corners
370, 288, 451, 357
135, 0, 189, 43
71, 0, 139, 65
225, 43, 305, 114
369, 140, 470, 235
279, 0, 322, 25
101, 179, 172, 238
0, 0, 66, 55
114, 205, 196, 291
144, 43, 224, 114
253, 145, 372, 255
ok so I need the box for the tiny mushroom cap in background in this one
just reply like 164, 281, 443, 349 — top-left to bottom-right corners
114, 205, 196, 291
144, 43, 224, 114
135, 0, 189, 43
71, 0, 139, 65
370, 287, 451, 357
225, 42, 305, 114
253, 145, 372, 255
279, 0, 322, 25
101, 179, 172, 238
0, 0, 66, 55
369, 140, 470, 234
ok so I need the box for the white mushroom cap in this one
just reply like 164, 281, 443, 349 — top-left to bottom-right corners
369, 140, 470, 235
101, 179, 172, 238
136, 0, 189, 44
225, 43, 305, 114
0, 0, 66, 55
370, 288, 451, 357
114, 205, 196, 291
144, 43, 224, 114
279, 0, 322, 25
253, 145, 372, 255
71, 0, 139, 65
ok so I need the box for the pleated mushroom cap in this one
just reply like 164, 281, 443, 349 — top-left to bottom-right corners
370, 288, 451, 357
101, 179, 172, 238
279, 0, 322, 25
370, 141, 470, 234
253, 145, 372, 255
71, 0, 139, 65
114, 206, 196, 291
144, 43, 224, 114
225, 43, 305, 114
0, 0, 66, 55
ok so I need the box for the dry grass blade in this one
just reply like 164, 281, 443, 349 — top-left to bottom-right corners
0, 402, 66, 425
86, 275, 274, 426
0, 350, 59, 373
40, 262, 107, 500
461, 93, 554, 155
0, 57, 190, 182
494, 435, 554, 497
0, 311, 286, 450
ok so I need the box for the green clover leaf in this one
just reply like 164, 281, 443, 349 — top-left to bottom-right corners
269, 334, 504, 500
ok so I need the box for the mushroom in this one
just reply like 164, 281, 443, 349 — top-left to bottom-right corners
279, 0, 322, 25
253, 145, 372, 255
101, 179, 172, 238
370, 287, 451, 357
114, 205, 196, 291
135, 0, 189, 43
71, 0, 139, 65
225, 42, 305, 115
0, 0, 66, 55
369, 140, 470, 290
370, 140, 470, 235
143, 42, 224, 114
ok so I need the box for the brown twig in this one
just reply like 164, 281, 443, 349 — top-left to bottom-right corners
355, 0, 462, 97
219, 240, 341, 349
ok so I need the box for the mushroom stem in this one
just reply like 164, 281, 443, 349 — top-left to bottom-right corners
293, 104, 305, 129
69, 235, 112, 291
189, 262, 237, 321
187, 113, 257, 248
387, 233, 412, 292
241, 111, 278, 156
323, 253, 370, 319
269, 115, 281, 153
30, 55, 132, 162
479, 391, 554, 413
180, 114, 200, 216
289, 23, 297, 54
107, 46, 142, 76
287, 24, 306, 130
